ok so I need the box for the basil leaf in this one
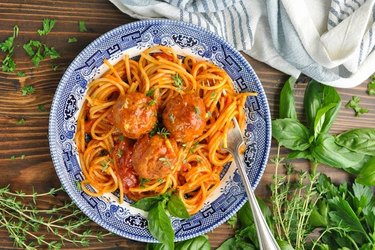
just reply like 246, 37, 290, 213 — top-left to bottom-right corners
175, 235, 210, 250
279, 76, 297, 119
311, 134, 369, 174
336, 128, 375, 156
217, 237, 256, 250
287, 150, 313, 161
313, 103, 338, 139
304, 80, 340, 133
133, 196, 165, 211
272, 118, 311, 151
309, 200, 328, 227
216, 238, 237, 250
356, 156, 375, 186
148, 202, 174, 249
167, 194, 190, 219
237, 200, 273, 233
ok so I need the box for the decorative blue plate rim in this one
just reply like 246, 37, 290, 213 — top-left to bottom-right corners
48, 19, 271, 243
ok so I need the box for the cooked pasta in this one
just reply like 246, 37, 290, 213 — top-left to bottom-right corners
75, 45, 256, 214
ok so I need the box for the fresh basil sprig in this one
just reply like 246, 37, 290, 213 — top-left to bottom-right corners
133, 193, 190, 249
272, 78, 375, 179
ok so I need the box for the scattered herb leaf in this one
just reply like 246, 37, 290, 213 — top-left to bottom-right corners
148, 99, 156, 106
0, 25, 19, 72
101, 160, 110, 172
37, 104, 46, 112
20, 154, 25, 160
345, 96, 369, 116
68, 37, 78, 43
17, 71, 25, 77
79, 21, 87, 32
158, 157, 171, 167
157, 127, 169, 138
368, 76, 375, 95
173, 73, 183, 89
23, 40, 60, 67
21, 85, 35, 96
10, 155, 16, 160
37, 18, 56, 36
146, 87, 155, 97
16, 118, 26, 125
169, 113, 175, 123
52, 64, 59, 71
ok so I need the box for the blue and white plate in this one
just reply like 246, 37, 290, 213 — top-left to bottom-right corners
49, 19, 271, 242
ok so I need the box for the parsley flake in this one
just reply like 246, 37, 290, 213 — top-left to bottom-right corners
146, 87, 155, 97
37, 104, 46, 112
194, 106, 201, 115
37, 19, 56, 36
345, 96, 369, 117
79, 21, 87, 32
169, 113, 175, 123
173, 73, 183, 89
23, 40, 60, 67
20, 154, 26, 160
148, 99, 157, 106
16, 118, 26, 125
17, 71, 25, 77
158, 157, 172, 167
68, 37, 78, 43
21, 85, 35, 96
52, 64, 59, 71
101, 160, 110, 172
0, 25, 19, 72
139, 178, 150, 188
118, 134, 125, 141
10, 155, 16, 160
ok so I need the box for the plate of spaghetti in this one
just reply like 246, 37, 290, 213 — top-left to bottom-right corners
49, 19, 271, 242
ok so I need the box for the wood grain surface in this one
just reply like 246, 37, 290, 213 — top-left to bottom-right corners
0, 1, 374, 249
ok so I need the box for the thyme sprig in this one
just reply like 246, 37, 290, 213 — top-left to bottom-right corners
0, 186, 110, 249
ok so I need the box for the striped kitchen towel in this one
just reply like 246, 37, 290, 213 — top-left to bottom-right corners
110, 0, 375, 88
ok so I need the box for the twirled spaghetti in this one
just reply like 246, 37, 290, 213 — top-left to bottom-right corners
75, 45, 256, 214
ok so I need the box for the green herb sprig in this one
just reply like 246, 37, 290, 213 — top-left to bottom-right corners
37, 19, 56, 36
0, 25, 19, 72
345, 96, 369, 116
23, 40, 60, 67
0, 186, 110, 249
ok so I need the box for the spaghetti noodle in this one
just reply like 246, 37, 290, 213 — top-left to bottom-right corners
75, 45, 256, 214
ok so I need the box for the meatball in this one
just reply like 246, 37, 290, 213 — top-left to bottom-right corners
112, 92, 157, 139
162, 94, 206, 142
131, 135, 179, 179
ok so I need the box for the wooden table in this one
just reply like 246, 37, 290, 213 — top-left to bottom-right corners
0, 1, 374, 249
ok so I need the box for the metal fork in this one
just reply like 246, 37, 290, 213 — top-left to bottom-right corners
226, 118, 280, 250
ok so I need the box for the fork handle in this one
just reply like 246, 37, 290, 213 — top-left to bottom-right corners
232, 149, 280, 250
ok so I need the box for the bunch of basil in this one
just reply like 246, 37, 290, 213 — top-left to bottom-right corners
272, 77, 375, 184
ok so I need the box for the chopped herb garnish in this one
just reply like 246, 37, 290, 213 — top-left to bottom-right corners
37, 104, 46, 112
173, 73, 183, 89
101, 160, 110, 172
116, 150, 123, 158
16, 118, 26, 125
20, 154, 26, 160
146, 87, 155, 97
79, 21, 87, 32
17, 71, 25, 77
206, 110, 212, 118
158, 127, 170, 139
157, 178, 164, 183
10, 155, 16, 160
345, 96, 369, 116
158, 157, 171, 167
148, 99, 157, 106
37, 19, 56, 36
368, 76, 375, 95
52, 64, 59, 71
139, 178, 150, 188
210, 91, 216, 101
118, 134, 125, 141
68, 37, 78, 43
189, 141, 199, 154
1, 25, 19, 72
21, 85, 35, 96
169, 113, 175, 123
194, 106, 201, 115
23, 40, 60, 67
76, 181, 82, 191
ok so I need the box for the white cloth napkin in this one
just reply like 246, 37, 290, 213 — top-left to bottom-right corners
110, 0, 375, 88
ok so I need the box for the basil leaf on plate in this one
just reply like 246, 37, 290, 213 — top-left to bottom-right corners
174, 235, 210, 250
336, 128, 375, 156
272, 118, 310, 151
304, 80, 341, 133
356, 156, 375, 186
167, 194, 190, 219
148, 202, 174, 249
132, 195, 165, 211
311, 134, 369, 174
279, 76, 297, 119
